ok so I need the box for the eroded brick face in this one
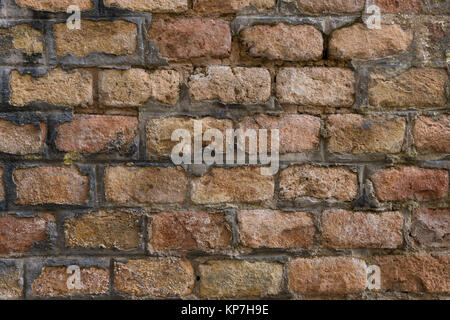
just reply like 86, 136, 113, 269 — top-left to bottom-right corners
15, 0, 94, 12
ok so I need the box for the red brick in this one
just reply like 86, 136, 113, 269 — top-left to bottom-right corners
238, 210, 316, 248
193, 0, 276, 13
288, 257, 367, 295
411, 208, 449, 248
295, 0, 365, 13
149, 212, 232, 251
14, 166, 90, 205
0, 168, 3, 201
322, 210, 403, 249
375, 0, 423, 13
0, 214, 55, 255
373, 254, 449, 293
370, 167, 448, 201
148, 18, 231, 60
56, 115, 138, 155
413, 115, 450, 154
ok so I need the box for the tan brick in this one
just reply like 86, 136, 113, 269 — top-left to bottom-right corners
114, 259, 194, 297
0, 119, 46, 155
322, 210, 403, 249
10, 68, 93, 107
99, 69, 181, 106
411, 208, 449, 248
370, 166, 449, 201
326, 114, 406, 154
105, 0, 188, 12
64, 211, 141, 250
147, 117, 233, 156
239, 114, 321, 153
149, 212, 232, 250
0, 214, 55, 255
373, 254, 449, 293
241, 23, 323, 61
375, 0, 423, 13
148, 18, 231, 60
0, 260, 23, 300
295, 0, 365, 13
194, 0, 276, 13
329, 24, 412, 60
191, 167, 274, 204
56, 115, 138, 155
413, 115, 450, 154
288, 257, 367, 295
14, 166, 90, 205
15, 0, 94, 11
32, 266, 109, 296
105, 166, 187, 205
54, 20, 137, 57
189, 66, 271, 104
0, 24, 43, 55
277, 68, 356, 107
238, 210, 316, 248
369, 68, 448, 108
280, 165, 358, 201
199, 260, 283, 298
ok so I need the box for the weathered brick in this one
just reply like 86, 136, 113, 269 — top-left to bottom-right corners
280, 165, 358, 201
149, 212, 232, 250
238, 210, 316, 248
194, 0, 276, 13
0, 119, 46, 155
148, 18, 231, 60
15, 0, 94, 11
191, 167, 274, 204
370, 166, 448, 201
99, 69, 181, 106
13, 166, 90, 205
189, 66, 271, 104
277, 68, 356, 107
0, 24, 43, 55
326, 114, 406, 154
329, 23, 412, 60
199, 260, 283, 298
105, 166, 187, 205
105, 0, 188, 12
147, 117, 233, 157
0, 260, 23, 299
239, 114, 321, 153
413, 115, 450, 154
240, 23, 323, 61
64, 211, 141, 250
322, 210, 403, 249
32, 266, 109, 297
369, 68, 448, 108
375, 0, 423, 13
0, 168, 4, 201
54, 20, 137, 57
0, 214, 55, 255
373, 254, 449, 293
288, 257, 367, 295
10, 68, 93, 107
295, 0, 365, 13
411, 208, 449, 248
114, 259, 194, 297
56, 115, 138, 155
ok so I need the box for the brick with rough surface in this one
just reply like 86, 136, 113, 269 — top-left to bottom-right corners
189, 66, 271, 104
0, 260, 23, 299
411, 208, 449, 248
0, 119, 46, 155
280, 165, 358, 201
14, 166, 90, 205
199, 260, 283, 298
0, 168, 4, 201
413, 116, 450, 154
238, 210, 316, 248
194, 0, 276, 13
114, 259, 194, 297
56, 115, 138, 155
370, 167, 449, 201
288, 257, 367, 295
375, 0, 423, 13
277, 68, 355, 107
105, 0, 188, 12
105, 166, 187, 205
15, 0, 94, 11
241, 23, 323, 61
0, 24, 43, 55
295, 0, 365, 13
322, 210, 403, 249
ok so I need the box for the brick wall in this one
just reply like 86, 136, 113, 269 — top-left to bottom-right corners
0, 0, 449, 300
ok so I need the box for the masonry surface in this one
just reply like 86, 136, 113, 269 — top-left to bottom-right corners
0, 0, 448, 300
